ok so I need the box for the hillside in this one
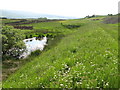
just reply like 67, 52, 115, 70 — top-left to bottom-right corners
2, 15, 119, 88
1, 10, 77, 19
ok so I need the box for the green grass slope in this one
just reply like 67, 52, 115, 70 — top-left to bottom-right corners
3, 19, 118, 88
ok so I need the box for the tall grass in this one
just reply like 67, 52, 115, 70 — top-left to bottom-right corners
3, 19, 118, 88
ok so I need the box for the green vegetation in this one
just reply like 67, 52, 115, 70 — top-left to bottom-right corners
2, 15, 119, 88
2, 26, 26, 59
1, 19, 21, 24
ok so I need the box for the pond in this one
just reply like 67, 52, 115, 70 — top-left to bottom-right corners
19, 36, 47, 58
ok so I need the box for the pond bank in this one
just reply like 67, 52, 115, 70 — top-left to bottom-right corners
2, 34, 64, 81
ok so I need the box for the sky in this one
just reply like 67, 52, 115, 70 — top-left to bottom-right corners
1, 0, 119, 18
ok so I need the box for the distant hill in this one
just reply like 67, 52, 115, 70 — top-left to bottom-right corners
1, 10, 77, 19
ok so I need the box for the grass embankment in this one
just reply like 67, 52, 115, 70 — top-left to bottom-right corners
2, 19, 81, 80
3, 18, 118, 88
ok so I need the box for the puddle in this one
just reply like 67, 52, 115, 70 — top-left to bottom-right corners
19, 37, 47, 58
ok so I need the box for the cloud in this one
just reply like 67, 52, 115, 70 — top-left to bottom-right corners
1, 0, 119, 18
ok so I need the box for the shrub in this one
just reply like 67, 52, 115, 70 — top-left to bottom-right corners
25, 35, 28, 39
2, 26, 26, 59
29, 35, 32, 38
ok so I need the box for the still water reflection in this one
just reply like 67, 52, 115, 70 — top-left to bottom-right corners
19, 37, 47, 58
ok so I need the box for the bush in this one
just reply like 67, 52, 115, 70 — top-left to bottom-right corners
29, 35, 32, 38
25, 35, 28, 39
2, 26, 26, 59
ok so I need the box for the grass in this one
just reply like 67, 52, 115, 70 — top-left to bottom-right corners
1, 19, 22, 25
2, 17, 118, 88
20, 20, 80, 35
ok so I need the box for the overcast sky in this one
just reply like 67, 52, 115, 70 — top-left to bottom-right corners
1, 0, 119, 18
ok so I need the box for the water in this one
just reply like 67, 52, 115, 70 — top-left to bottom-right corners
19, 37, 47, 58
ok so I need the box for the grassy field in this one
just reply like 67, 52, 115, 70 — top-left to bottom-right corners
2, 16, 119, 88
1, 19, 21, 24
